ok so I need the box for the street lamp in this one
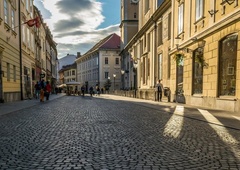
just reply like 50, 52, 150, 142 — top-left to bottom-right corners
113, 74, 116, 91
121, 70, 125, 90
133, 60, 138, 98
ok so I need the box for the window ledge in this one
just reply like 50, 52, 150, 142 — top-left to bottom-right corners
217, 96, 237, 101
194, 16, 206, 25
192, 94, 203, 98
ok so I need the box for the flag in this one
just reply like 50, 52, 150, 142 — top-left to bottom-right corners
24, 17, 40, 28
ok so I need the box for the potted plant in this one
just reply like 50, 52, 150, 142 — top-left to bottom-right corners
173, 52, 186, 66
195, 55, 209, 68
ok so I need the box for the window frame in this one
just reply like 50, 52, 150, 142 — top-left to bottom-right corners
195, 0, 204, 21
4, 0, 9, 24
178, 3, 184, 34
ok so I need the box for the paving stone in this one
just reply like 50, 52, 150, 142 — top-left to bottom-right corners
0, 95, 239, 169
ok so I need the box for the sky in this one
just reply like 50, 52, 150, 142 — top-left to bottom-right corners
33, 0, 121, 59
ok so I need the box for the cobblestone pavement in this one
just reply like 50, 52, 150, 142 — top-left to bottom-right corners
0, 95, 240, 170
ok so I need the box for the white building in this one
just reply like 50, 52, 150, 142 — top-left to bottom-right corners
75, 33, 121, 91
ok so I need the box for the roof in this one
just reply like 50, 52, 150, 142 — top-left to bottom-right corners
77, 33, 120, 59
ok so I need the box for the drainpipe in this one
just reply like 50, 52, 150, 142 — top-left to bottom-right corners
19, 0, 23, 100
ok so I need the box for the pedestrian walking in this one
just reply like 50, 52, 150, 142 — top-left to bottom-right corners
40, 79, 45, 102
45, 81, 51, 100
96, 86, 100, 96
34, 81, 41, 99
155, 79, 163, 102
81, 85, 85, 96
89, 86, 93, 97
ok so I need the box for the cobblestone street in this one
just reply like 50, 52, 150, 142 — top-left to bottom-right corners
0, 95, 240, 170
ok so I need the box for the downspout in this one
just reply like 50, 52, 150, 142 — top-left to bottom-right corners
19, 0, 23, 100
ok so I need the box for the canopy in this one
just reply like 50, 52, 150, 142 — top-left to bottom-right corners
57, 84, 66, 88
65, 81, 81, 85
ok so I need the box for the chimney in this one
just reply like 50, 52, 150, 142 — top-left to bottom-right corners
77, 52, 81, 58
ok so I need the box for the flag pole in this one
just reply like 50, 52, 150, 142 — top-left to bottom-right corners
19, 0, 23, 100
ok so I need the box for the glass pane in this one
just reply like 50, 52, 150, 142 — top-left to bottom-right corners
219, 34, 237, 96
192, 50, 203, 94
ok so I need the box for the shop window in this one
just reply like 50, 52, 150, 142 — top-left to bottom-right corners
218, 34, 237, 96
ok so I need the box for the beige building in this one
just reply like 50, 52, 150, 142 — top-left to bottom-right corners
170, 0, 240, 112
121, 0, 171, 100
0, 0, 21, 102
120, 0, 139, 90
0, 0, 57, 102
76, 33, 121, 92
120, 0, 240, 112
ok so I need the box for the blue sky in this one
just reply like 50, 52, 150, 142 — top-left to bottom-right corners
34, 0, 120, 58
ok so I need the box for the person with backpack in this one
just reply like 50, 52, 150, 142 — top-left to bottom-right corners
155, 79, 163, 102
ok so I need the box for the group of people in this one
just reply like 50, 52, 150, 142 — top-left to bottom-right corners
34, 79, 51, 102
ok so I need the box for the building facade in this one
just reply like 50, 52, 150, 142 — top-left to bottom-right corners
0, 0, 20, 102
119, 0, 240, 112
170, 0, 240, 112
0, 0, 57, 102
76, 33, 121, 92
120, 0, 171, 100
120, 0, 139, 90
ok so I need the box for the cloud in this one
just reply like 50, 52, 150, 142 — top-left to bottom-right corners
34, 0, 52, 19
53, 18, 85, 32
34, 0, 120, 58
56, 0, 93, 15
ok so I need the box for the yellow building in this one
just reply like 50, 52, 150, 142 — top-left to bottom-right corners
122, 0, 172, 100
0, 0, 20, 102
171, 0, 240, 112
0, 0, 57, 102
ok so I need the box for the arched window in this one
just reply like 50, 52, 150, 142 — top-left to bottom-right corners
218, 34, 238, 96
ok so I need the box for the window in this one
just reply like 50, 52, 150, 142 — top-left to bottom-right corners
168, 12, 171, 40
115, 58, 119, 65
72, 70, 75, 75
142, 58, 146, 84
147, 33, 150, 52
178, 3, 184, 34
25, 0, 29, 12
157, 0, 164, 8
105, 72, 109, 79
158, 54, 163, 80
192, 50, 203, 94
13, 65, 16, 82
167, 53, 171, 79
196, 0, 203, 21
157, 22, 163, 46
11, 9, 15, 30
22, 24, 26, 43
7, 63, 10, 81
145, 0, 149, 14
105, 57, 108, 64
4, 0, 9, 24
27, 28, 30, 47
218, 34, 237, 96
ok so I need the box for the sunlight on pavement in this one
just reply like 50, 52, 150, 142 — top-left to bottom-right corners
198, 109, 240, 160
232, 116, 240, 121
163, 105, 184, 138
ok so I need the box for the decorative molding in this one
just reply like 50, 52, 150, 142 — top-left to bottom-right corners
0, 44, 5, 52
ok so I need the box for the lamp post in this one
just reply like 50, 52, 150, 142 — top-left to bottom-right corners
113, 74, 116, 92
121, 69, 125, 90
133, 60, 138, 98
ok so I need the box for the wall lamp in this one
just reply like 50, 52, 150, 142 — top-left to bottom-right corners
208, 9, 218, 17
225, 0, 235, 5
